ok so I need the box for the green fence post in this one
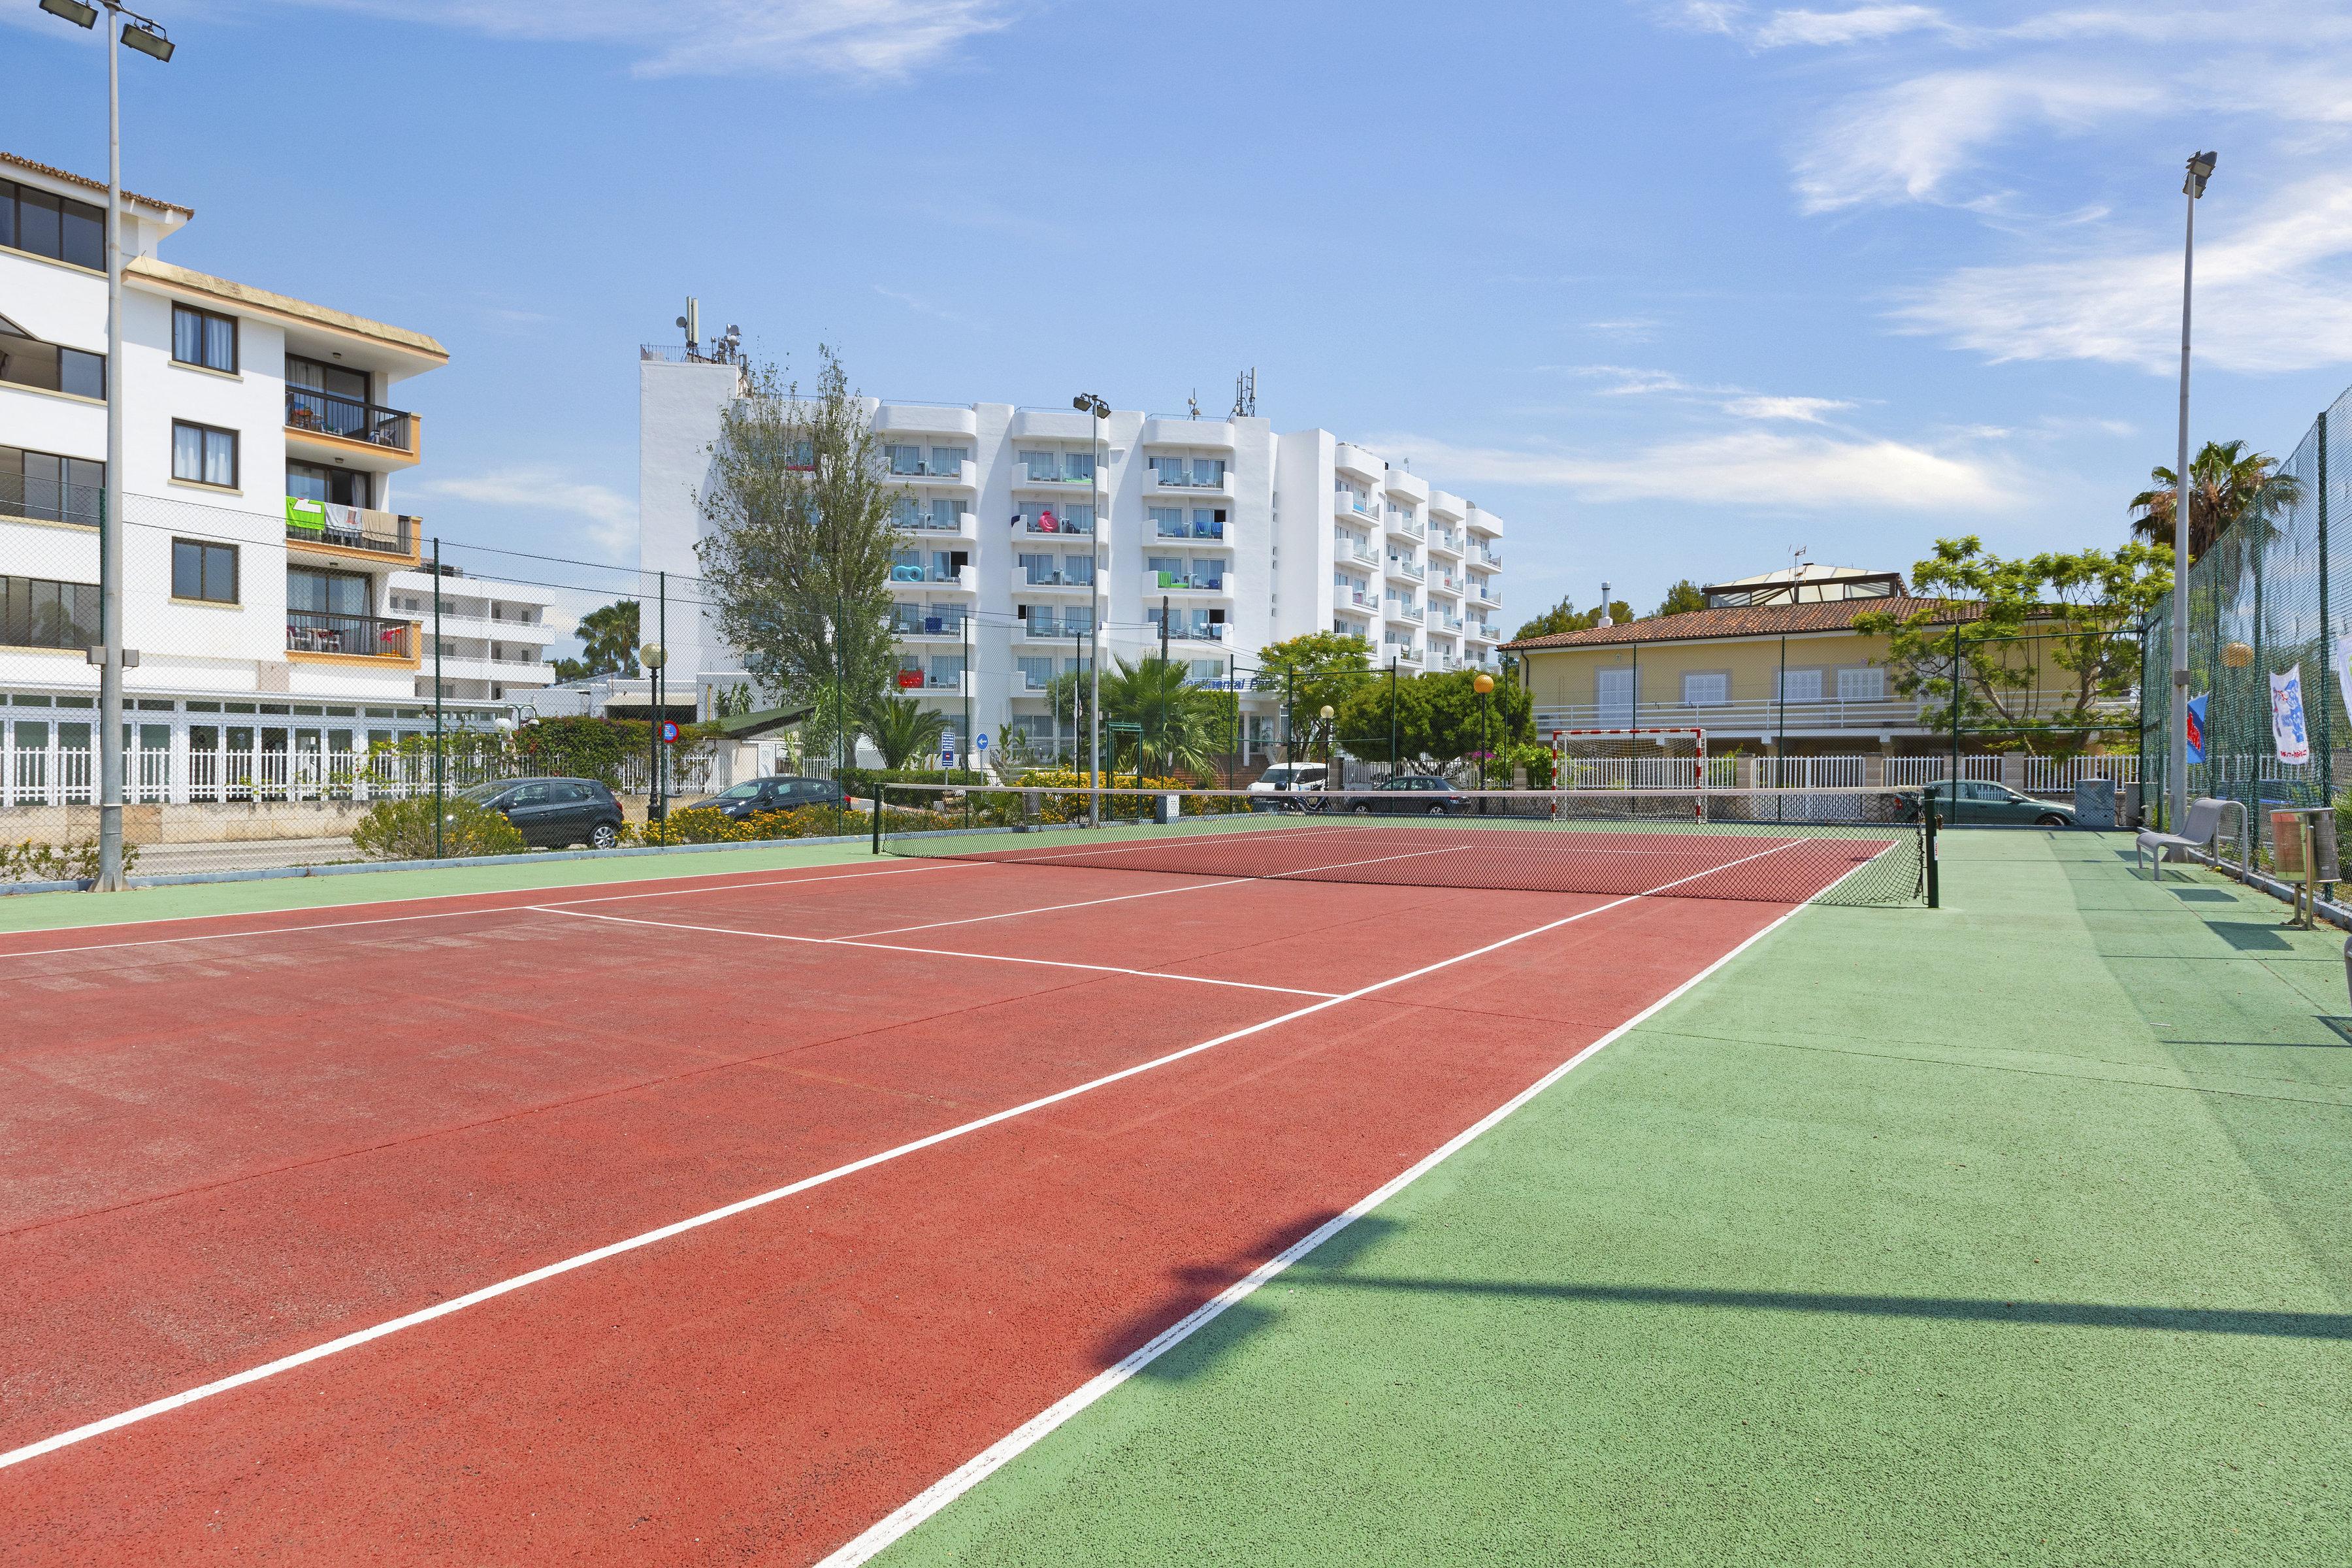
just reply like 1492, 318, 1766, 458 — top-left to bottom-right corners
871, 784, 883, 855
1923, 793, 1939, 909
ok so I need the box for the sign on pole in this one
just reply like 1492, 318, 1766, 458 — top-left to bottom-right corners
659, 720, 681, 745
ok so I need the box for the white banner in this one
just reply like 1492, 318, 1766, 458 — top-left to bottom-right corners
2334, 634, 2352, 723
2270, 664, 2312, 766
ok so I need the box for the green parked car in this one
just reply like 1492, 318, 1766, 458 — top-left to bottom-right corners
1898, 780, 2077, 827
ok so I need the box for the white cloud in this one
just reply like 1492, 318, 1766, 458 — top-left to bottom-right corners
421, 468, 638, 558
1723, 395, 1855, 421
1372, 429, 2009, 512
1793, 68, 2157, 212
1893, 174, 2352, 374
284, 0, 1016, 82
1755, 6, 1947, 48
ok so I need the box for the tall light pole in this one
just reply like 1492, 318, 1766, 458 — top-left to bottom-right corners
41, 0, 175, 890
2172, 150, 2216, 830
1073, 393, 1111, 825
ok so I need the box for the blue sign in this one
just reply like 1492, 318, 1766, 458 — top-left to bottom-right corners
976, 732, 990, 751
659, 720, 681, 744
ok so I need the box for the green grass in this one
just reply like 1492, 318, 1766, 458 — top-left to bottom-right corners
875, 830, 2352, 1566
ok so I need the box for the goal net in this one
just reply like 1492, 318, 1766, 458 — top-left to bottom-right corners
1549, 727, 1708, 792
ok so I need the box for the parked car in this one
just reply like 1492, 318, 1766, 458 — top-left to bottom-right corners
460, 777, 625, 849
1248, 762, 1331, 811
1897, 779, 2077, 828
689, 776, 845, 820
1338, 774, 1475, 815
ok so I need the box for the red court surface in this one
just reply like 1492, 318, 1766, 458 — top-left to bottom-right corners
1, 852, 1821, 1563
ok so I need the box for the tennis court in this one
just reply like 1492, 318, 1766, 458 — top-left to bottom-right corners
0, 802, 1906, 1563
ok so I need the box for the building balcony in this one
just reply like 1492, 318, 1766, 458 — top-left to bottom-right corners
1152, 572, 1231, 596
1533, 695, 2053, 737
1016, 570, 1098, 595
1334, 533, 1379, 566
1141, 416, 1237, 449
1467, 623, 1501, 643
1145, 468, 1232, 499
284, 388, 420, 466
1017, 515, 1096, 540
889, 563, 976, 593
1156, 621, 1230, 644
890, 609, 970, 638
892, 669, 970, 696
1333, 489, 1378, 522
1385, 513, 1424, 542
2, 475, 103, 530
1386, 558, 1425, 583
1015, 614, 1092, 641
1335, 443, 1384, 483
286, 610, 417, 662
285, 499, 421, 565
898, 507, 978, 539
1428, 574, 1462, 598
1010, 467, 1096, 494
1385, 643, 1422, 665
1388, 602, 1424, 623
887, 458, 977, 488
1426, 529, 1463, 558
1335, 586, 1375, 612
1154, 520, 1232, 546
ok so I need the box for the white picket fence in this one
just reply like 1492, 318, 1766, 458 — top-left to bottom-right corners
1, 746, 714, 808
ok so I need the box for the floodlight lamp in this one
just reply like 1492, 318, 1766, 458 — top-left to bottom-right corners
122, 20, 174, 59
1071, 395, 1088, 412
2185, 150, 2216, 198
41, 0, 99, 28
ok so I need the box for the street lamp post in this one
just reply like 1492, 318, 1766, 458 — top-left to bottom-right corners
1475, 671, 1495, 811
1319, 704, 1335, 804
2172, 150, 2217, 831
1073, 393, 1111, 826
640, 641, 668, 823
40, 0, 176, 891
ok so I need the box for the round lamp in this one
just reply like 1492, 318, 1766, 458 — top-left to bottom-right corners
2221, 640, 2253, 668
1319, 704, 1335, 721
640, 642, 668, 671
1473, 673, 1495, 694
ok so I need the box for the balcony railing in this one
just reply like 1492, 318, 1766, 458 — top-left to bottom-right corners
284, 499, 417, 557
1018, 615, 1091, 639
1334, 490, 1375, 517
1154, 622, 1228, 642
1154, 572, 1228, 591
1, 475, 103, 528
892, 669, 968, 692
1154, 520, 1228, 541
1535, 694, 2129, 734
1019, 570, 1095, 589
890, 609, 968, 636
286, 610, 414, 659
285, 387, 416, 451
887, 457, 971, 480
1019, 517, 1094, 536
1388, 559, 1425, 581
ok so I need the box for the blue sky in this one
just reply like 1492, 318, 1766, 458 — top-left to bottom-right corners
10, 0, 2352, 632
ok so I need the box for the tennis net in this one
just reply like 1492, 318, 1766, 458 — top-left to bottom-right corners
873, 784, 1933, 907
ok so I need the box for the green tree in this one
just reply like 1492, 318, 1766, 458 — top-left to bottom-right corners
696, 346, 904, 765
1099, 655, 1228, 779
1254, 630, 1371, 745
1654, 579, 1707, 617
860, 693, 951, 770
2128, 438, 2302, 566
555, 600, 640, 683
1331, 669, 1532, 768
1852, 536, 2171, 751
1511, 595, 1633, 641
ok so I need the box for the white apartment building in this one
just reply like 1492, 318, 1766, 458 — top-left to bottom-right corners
0, 152, 564, 806
639, 345, 1507, 760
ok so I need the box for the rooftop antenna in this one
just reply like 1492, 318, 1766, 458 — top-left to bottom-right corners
1789, 545, 1809, 602
1230, 367, 1256, 419
723, 323, 743, 365
675, 296, 700, 355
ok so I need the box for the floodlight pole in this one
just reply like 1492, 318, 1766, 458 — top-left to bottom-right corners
2171, 152, 2215, 831
96, 10, 126, 889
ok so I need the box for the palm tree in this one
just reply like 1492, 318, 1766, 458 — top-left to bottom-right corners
860, 693, 949, 770
2129, 439, 2302, 565
1099, 655, 1226, 780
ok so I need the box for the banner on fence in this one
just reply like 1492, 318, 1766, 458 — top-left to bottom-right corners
2335, 635, 2352, 727
2185, 694, 2207, 766
2270, 666, 2311, 766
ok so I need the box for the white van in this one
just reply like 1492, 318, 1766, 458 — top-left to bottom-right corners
1247, 762, 1330, 809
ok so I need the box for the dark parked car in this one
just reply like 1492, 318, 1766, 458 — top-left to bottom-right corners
1897, 779, 2076, 827
689, 776, 845, 819
460, 777, 625, 849
1340, 774, 1475, 815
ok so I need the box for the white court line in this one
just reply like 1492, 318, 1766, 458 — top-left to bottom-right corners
0, 860, 979, 963
0, 838, 1803, 1476
840, 843, 1477, 940
532, 907, 1342, 999
815, 880, 1819, 1567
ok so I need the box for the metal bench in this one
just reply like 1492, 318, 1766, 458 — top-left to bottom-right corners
2135, 795, 2247, 881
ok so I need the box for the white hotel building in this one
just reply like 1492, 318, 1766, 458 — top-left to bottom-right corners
640, 350, 1506, 758
0, 152, 566, 806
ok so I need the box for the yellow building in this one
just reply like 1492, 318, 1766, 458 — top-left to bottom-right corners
1505, 568, 1982, 762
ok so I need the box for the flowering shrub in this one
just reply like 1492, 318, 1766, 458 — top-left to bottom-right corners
1, 838, 140, 883
351, 797, 525, 860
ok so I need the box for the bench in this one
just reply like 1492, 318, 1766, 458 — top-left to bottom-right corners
2135, 796, 2247, 881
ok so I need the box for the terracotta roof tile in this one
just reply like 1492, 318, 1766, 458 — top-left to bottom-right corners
1501, 596, 1982, 651
1, 151, 190, 218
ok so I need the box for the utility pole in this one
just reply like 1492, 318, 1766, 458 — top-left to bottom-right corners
2172, 151, 2218, 830
1158, 591, 1170, 779
432, 538, 444, 860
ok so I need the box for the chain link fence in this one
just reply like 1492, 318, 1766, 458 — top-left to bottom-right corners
2141, 384, 2350, 859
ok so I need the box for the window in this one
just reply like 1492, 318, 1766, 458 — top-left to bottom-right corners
0, 180, 105, 269
172, 305, 238, 373
1837, 666, 1884, 701
1596, 666, 1635, 721
1776, 668, 1825, 702
930, 497, 961, 529
887, 444, 923, 475
0, 321, 106, 399
171, 421, 238, 488
1, 446, 103, 526
1017, 655, 1053, 689
1, 573, 101, 649
1682, 672, 1728, 706
1150, 506, 1185, 538
286, 461, 370, 508
171, 539, 238, 603
287, 567, 370, 615
929, 445, 968, 472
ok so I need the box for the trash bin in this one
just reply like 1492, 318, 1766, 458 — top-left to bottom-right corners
1155, 792, 1181, 825
2072, 776, 2117, 829
2272, 807, 2341, 880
